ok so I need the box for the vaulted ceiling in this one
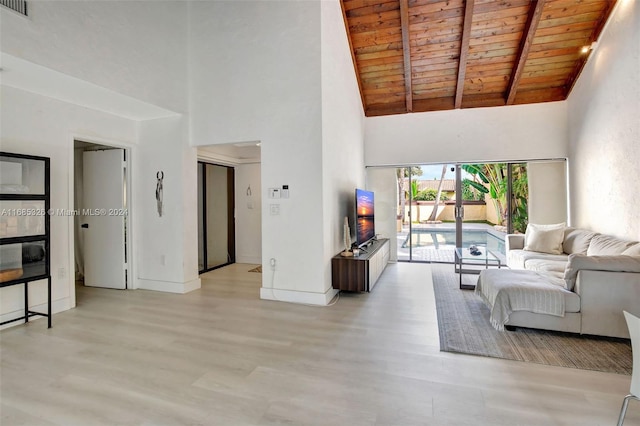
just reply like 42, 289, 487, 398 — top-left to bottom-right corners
341, 0, 617, 116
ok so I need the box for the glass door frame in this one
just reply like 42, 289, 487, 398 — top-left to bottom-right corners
198, 161, 236, 274
398, 164, 453, 264
407, 169, 415, 262
454, 162, 527, 278
454, 161, 524, 240
398, 167, 422, 263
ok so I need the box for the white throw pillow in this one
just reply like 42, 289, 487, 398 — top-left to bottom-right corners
524, 223, 566, 255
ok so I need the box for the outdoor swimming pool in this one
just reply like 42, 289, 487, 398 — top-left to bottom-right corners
401, 228, 506, 256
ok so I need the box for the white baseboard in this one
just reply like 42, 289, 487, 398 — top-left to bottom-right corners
138, 277, 201, 294
0, 297, 71, 330
260, 286, 339, 306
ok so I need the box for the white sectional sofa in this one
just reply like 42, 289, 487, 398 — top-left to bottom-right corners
476, 225, 640, 338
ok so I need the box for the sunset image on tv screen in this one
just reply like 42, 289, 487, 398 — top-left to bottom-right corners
356, 189, 375, 246
356, 189, 374, 217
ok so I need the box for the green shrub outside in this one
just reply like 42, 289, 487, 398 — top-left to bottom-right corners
413, 189, 450, 201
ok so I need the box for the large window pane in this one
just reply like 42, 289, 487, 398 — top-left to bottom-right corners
0, 156, 46, 195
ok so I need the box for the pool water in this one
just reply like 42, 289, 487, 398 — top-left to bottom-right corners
402, 228, 506, 256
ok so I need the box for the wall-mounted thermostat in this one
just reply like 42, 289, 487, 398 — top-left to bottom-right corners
268, 188, 280, 199
282, 185, 289, 198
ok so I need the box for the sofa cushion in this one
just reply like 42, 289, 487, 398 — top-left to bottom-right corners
524, 223, 566, 254
524, 259, 567, 282
622, 243, 640, 256
563, 228, 597, 255
587, 234, 637, 256
508, 249, 569, 270
563, 253, 640, 291
563, 287, 582, 313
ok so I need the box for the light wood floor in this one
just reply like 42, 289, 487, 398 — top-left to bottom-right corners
1, 263, 638, 425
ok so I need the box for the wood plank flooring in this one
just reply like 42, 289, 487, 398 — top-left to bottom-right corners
1, 263, 638, 425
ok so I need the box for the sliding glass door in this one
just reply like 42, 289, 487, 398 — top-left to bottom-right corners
456, 163, 528, 266
198, 162, 235, 273
397, 162, 538, 264
396, 164, 456, 262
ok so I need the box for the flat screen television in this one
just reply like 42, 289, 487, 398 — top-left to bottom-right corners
355, 188, 375, 248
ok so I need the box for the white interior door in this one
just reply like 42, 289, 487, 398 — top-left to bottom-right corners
82, 149, 126, 289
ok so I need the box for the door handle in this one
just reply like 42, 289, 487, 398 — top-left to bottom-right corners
81, 223, 89, 229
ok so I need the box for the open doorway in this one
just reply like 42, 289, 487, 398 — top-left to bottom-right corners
73, 140, 130, 291
197, 143, 262, 275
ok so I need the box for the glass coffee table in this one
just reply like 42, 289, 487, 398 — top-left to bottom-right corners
454, 246, 502, 290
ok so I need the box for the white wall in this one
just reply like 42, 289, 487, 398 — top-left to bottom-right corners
320, 0, 366, 296
366, 168, 399, 262
188, 1, 323, 147
235, 163, 262, 265
136, 117, 200, 293
0, 86, 137, 325
567, 0, 640, 240
365, 101, 569, 166
527, 161, 568, 225
0, 1, 189, 113
1, 1, 201, 325
189, 1, 330, 304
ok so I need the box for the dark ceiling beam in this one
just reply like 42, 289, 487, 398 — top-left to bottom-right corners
505, 0, 546, 105
399, 0, 413, 113
454, 0, 475, 109
340, 1, 366, 110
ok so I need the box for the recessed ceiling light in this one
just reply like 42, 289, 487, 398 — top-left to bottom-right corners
581, 46, 590, 54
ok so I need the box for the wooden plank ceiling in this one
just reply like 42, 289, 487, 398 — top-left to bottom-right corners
341, 0, 617, 116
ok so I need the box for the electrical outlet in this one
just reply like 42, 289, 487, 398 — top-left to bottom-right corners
270, 258, 276, 270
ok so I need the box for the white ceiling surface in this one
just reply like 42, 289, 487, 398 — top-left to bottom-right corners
0, 53, 178, 120
198, 143, 261, 165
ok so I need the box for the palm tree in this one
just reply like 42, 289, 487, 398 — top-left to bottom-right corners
396, 167, 422, 224
410, 180, 421, 223
427, 164, 448, 222
510, 164, 529, 233
462, 164, 507, 225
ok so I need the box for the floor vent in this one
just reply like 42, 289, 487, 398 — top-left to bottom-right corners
1, 0, 27, 16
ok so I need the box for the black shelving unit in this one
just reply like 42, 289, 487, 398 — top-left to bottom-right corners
0, 152, 51, 328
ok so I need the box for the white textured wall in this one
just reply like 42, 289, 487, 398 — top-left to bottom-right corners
235, 163, 262, 265
189, 1, 327, 303
365, 102, 568, 166
0, 86, 137, 325
136, 117, 200, 293
567, 0, 640, 240
527, 161, 568, 225
366, 168, 399, 262
321, 0, 366, 294
0, 1, 189, 113
188, 1, 322, 147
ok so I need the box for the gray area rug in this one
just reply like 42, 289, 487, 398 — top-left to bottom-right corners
431, 264, 632, 375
